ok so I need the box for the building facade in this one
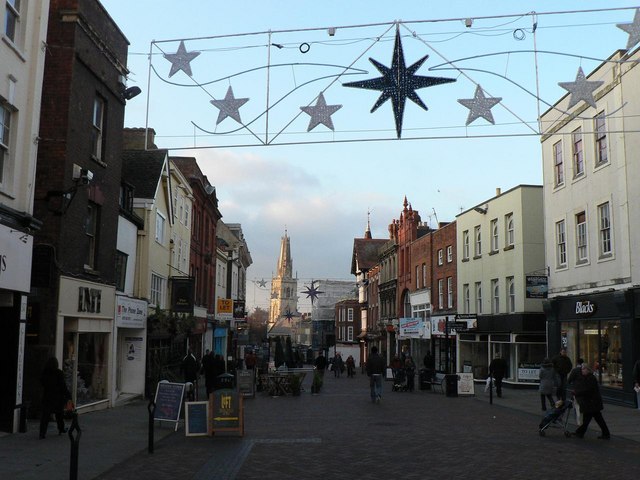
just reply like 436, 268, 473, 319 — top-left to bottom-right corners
541, 48, 640, 405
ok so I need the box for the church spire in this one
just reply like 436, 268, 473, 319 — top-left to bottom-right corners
364, 209, 372, 239
276, 229, 293, 278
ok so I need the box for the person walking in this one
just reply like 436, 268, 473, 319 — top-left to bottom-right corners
346, 355, 356, 378
334, 353, 344, 378
538, 358, 558, 411
552, 348, 573, 401
572, 365, 611, 439
181, 349, 199, 401
489, 353, 508, 398
404, 355, 416, 392
314, 351, 327, 378
39, 357, 71, 439
366, 346, 385, 403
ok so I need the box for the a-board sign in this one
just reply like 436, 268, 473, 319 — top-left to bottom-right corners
154, 382, 185, 430
457, 372, 475, 396
209, 389, 243, 436
237, 369, 255, 398
185, 401, 209, 436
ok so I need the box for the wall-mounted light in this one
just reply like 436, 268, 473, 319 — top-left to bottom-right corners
328, 27, 336, 36
123, 86, 142, 101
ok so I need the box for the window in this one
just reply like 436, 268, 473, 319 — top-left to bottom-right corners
474, 226, 482, 257
505, 213, 514, 247
553, 140, 564, 186
598, 202, 612, 257
347, 326, 353, 342
556, 220, 567, 267
438, 279, 444, 309
347, 308, 354, 322
85, 202, 99, 270
5, 0, 20, 42
507, 277, 515, 313
422, 264, 427, 287
438, 249, 443, 265
462, 230, 470, 259
91, 96, 105, 161
463, 284, 470, 314
114, 251, 128, 292
119, 183, 134, 212
184, 202, 190, 228
0, 103, 10, 186
446, 245, 453, 263
416, 265, 420, 289
576, 211, 588, 263
595, 111, 608, 165
475, 282, 482, 314
447, 277, 453, 309
572, 127, 584, 177
491, 219, 499, 252
150, 273, 166, 307
491, 279, 499, 314
155, 211, 165, 243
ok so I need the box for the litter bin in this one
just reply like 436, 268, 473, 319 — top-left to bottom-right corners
216, 373, 235, 390
419, 369, 432, 391
445, 374, 459, 397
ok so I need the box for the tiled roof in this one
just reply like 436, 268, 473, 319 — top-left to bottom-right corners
122, 149, 167, 199
351, 238, 387, 275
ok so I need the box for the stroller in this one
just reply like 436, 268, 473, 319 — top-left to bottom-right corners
538, 399, 573, 437
392, 368, 408, 392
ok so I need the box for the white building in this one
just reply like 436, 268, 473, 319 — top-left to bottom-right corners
456, 185, 546, 384
0, 0, 50, 432
540, 48, 640, 405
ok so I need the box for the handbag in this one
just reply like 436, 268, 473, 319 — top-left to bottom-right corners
63, 399, 75, 419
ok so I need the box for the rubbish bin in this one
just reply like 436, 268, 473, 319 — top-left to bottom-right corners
216, 373, 235, 390
419, 369, 432, 391
445, 374, 459, 397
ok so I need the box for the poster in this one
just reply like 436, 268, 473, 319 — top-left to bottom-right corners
185, 401, 209, 437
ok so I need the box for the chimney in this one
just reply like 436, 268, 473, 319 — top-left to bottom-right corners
123, 127, 157, 150
495, 187, 501, 197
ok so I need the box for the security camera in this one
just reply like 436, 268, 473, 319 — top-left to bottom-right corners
80, 168, 93, 185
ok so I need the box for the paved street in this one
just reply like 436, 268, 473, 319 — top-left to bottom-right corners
3, 371, 640, 479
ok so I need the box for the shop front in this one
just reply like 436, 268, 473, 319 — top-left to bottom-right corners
113, 295, 147, 405
58, 276, 115, 412
457, 313, 545, 386
544, 289, 640, 406
430, 315, 462, 374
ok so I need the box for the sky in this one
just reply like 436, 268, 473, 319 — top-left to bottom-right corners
100, 1, 640, 313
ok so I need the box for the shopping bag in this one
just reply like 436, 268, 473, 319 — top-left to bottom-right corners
64, 400, 75, 419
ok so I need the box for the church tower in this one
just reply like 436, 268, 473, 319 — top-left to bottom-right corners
269, 229, 298, 329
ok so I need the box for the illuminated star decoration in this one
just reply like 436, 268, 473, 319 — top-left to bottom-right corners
163, 40, 201, 78
558, 67, 603, 109
617, 8, 640, 49
210, 86, 249, 125
256, 279, 267, 288
302, 280, 324, 305
457, 85, 502, 126
271, 292, 279, 299
343, 28, 456, 138
300, 92, 342, 131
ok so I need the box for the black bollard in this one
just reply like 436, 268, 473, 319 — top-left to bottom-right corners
148, 400, 155, 454
67, 412, 81, 480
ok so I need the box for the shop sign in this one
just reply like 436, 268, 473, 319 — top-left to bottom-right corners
518, 368, 539, 381
576, 300, 597, 317
116, 296, 147, 328
432, 316, 469, 336
0, 225, 33, 292
399, 317, 422, 338
526, 275, 548, 298
171, 276, 194, 314
217, 298, 233, 321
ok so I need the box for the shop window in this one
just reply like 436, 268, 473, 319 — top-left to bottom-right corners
64, 331, 109, 407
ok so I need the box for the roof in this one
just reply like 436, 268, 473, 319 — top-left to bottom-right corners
122, 149, 168, 199
351, 238, 387, 275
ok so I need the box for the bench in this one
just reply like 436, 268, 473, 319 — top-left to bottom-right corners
429, 373, 447, 394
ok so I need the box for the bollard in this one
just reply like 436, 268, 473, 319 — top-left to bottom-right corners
67, 412, 81, 480
148, 400, 156, 454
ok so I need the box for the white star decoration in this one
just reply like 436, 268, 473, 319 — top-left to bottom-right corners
558, 67, 603, 109
617, 8, 640, 49
163, 41, 200, 78
300, 92, 342, 131
210, 86, 249, 125
457, 85, 502, 126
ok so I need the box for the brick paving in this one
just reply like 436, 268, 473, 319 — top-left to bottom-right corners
3, 372, 640, 479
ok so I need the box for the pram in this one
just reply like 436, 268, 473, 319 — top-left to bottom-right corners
392, 368, 408, 392
538, 400, 573, 437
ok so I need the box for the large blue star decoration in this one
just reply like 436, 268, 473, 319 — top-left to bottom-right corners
302, 281, 324, 305
343, 27, 456, 138
284, 308, 295, 323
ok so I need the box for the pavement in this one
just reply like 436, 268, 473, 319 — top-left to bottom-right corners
2, 372, 640, 479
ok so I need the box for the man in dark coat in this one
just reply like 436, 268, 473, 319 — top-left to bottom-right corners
552, 348, 573, 401
366, 346, 386, 403
572, 365, 610, 439
200, 349, 214, 396
489, 354, 508, 398
39, 357, 71, 439
314, 351, 327, 377
181, 349, 199, 400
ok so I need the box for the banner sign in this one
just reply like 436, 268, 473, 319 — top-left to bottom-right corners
171, 276, 195, 313
526, 275, 548, 298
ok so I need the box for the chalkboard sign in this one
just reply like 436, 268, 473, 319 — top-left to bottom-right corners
185, 401, 209, 436
154, 382, 185, 430
210, 389, 243, 436
237, 369, 255, 398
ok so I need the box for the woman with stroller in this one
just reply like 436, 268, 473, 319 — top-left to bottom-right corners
539, 358, 559, 411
